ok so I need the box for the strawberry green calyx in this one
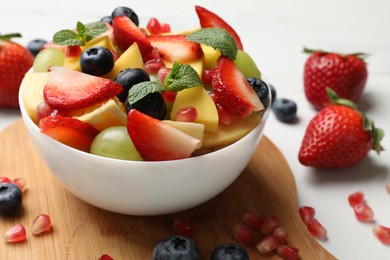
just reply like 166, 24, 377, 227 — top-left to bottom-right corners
303, 47, 369, 60
326, 87, 385, 154
0, 33, 22, 41
53, 21, 108, 46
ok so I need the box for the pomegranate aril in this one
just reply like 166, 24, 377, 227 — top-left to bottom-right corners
175, 106, 198, 122
256, 234, 280, 254
37, 101, 54, 121
232, 223, 258, 245
242, 212, 264, 229
4, 224, 26, 243
276, 244, 299, 260
147, 17, 162, 35
158, 67, 171, 83
13, 177, 27, 192
299, 206, 315, 225
66, 45, 82, 57
373, 225, 390, 245
143, 59, 165, 74
307, 218, 327, 241
348, 191, 365, 207
173, 219, 195, 237
160, 23, 171, 33
99, 254, 114, 260
202, 69, 214, 85
0, 177, 12, 183
31, 214, 52, 235
353, 203, 374, 222
260, 216, 280, 235
161, 90, 177, 103
273, 226, 288, 244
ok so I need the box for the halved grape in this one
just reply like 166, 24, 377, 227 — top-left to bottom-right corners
33, 48, 65, 72
234, 50, 261, 79
90, 126, 142, 161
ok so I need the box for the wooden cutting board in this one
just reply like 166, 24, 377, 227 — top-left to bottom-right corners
0, 120, 335, 259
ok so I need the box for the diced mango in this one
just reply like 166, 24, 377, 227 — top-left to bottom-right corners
63, 57, 81, 71
171, 86, 218, 133
201, 44, 221, 69
83, 34, 116, 53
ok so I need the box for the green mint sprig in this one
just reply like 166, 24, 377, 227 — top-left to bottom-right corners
186, 28, 237, 60
164, 62, 203, 91
53, 21, 108, 46
127, 82, 166, 105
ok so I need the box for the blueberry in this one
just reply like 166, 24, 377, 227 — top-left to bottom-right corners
272, 98, 297, 122
152, 235, 200, 260
115, 68, 150, 102
247, 78, 270, 107
0, 183, 23, 216
100, 15, 112, 25
210, 243, 249, 260
125, 92, 167, 120
111, 6, 139, 26
80, 46, 114, 76
27, 39, 47, 57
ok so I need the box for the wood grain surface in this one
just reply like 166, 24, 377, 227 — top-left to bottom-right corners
0, 120, 336, 259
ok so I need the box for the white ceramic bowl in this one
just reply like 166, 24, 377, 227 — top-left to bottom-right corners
18, 77, 270, 216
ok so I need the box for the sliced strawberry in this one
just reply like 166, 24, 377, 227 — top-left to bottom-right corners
212, 56, 263, 118
43, 66, 122, 111
39, 115, 99, 152
195, 5, 243, 50
126, 109, 200, 161
112, 15, 153, 60
147, 35, 203, 63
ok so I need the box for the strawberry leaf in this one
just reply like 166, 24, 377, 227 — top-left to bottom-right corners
127, 81, 166, 105
0, 33, 22, 41
164, 62, 203, 92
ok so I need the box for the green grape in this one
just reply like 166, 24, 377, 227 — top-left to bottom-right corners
33, 48, 65, 72
90, 126, 142, 161
234, 50, 261, 79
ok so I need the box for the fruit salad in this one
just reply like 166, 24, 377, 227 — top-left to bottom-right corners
21, 5, 270, 161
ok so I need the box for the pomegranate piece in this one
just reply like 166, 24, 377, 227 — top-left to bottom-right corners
3, 224, 26, 243
31, 214, 52, 235
0, 177, 12, 183
13, 177, 27, 192
307, 218, 327, 241
158, 67, 171, 83
160, 23, 171, 33
147, 17, 162, 35
256, 234, 280, 254
276, 244, 299, 260
373, 225, 390, 245
273, 226, 288, 244
353, 203, 374, 222
143, 58, 165, 74
298, 206, 315, 225
36, 101, 55, 121
242, 212, 264, 229
99, 254, 114, 260
175, 107, 198, 122
348, 191, 365, 207
202, 69, 214, 85
173, 219, 195, 237
260, 216, 280, 235
232, 223, 258, 245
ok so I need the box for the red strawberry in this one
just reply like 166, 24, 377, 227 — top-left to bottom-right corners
39, 115, 99, 152
112, 15, 153, 61
0, 33, 34, 108
43, 66, 122, 111
212, 56, 263, 118
126, 109, 200, 161
298, 88, 384, 169
303, 48, 368, 110
147, 35, 203, 63
195, 6, 243, 50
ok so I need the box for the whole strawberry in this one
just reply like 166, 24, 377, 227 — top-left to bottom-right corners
0, 33, 34, 108
303, 48, 368, 110
298, 88, 384, 169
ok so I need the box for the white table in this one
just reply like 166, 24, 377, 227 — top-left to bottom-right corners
1, 0, 390, 258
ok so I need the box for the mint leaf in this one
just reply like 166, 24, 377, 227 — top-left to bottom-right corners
127, 81, 166, 105
53, 21, 108, 46
186, 28, 237, 60
164, 62, 203, 92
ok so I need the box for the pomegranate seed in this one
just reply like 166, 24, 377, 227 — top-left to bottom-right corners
242, 212, 264, 229
173, 219, 195, 237
37, 101, 54, 121
276, 245, 299, 260
31, 214, 52, 235
373, 225, 390, 245
307, 218, 327, 241
111, 50, 120, 61
147, 47, 161, 60
175, 107, 198, 122
353, 203, 374, 222
210, 93, 234, 125
65, 45, 82, 57
3, 224, 26, 243
0, 177, 12, 183
273, 226, 288, 244
260, 216, 280, 235
147, 17, 162, 35
160, 23, 171, 33
99, 254, 114, 260
298, 206, 315, 225
202, 69, 214, 85
348, 191, 365, 207
143, 59, 165, 74
161, 90, 177, 103
386, 183, 390, 194
158, 67, 171, 83
232, 223, 258, 245
256, 234, 280, 254
12, 177, 27, 192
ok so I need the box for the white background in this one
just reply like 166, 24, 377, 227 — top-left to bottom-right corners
1, 0, 390, 259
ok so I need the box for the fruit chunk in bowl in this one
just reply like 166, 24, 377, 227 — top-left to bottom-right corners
18, 6, 271, 215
